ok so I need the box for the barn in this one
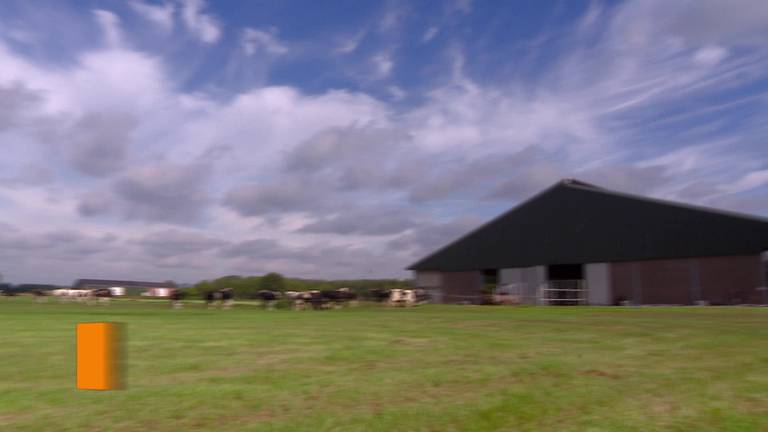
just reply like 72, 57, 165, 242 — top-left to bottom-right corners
73, 279, 178, 297
408, 179, 768, 306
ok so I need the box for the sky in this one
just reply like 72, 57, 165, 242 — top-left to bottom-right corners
0, 0, 767, 285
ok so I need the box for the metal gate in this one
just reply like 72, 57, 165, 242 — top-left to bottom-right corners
539, 280, 588, 305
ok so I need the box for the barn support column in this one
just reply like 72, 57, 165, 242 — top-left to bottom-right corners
585, 263, 611, 305
414, 271, 444, 303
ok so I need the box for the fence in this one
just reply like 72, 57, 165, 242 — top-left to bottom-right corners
538, 280, 588, 305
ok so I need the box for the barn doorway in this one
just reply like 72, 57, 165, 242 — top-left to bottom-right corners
542, 264, 586, 305
547, 264, 583, 280
482, 269, 498, 304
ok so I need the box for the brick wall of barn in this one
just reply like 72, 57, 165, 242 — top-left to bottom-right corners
440, 271, 483, 304
610, 254, 764, 305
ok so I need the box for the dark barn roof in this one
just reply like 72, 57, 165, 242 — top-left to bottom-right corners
409, 179, 768, 271
73, 279, 177, 289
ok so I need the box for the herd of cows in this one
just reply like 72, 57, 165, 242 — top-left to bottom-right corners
199, 287, 430, 309
3, 287, 430, 309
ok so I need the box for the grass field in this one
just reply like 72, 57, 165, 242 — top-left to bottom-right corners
0, 297, 766, 432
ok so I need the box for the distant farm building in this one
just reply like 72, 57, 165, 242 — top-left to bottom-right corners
73, 279, 178, 297
409, 179, 768, 306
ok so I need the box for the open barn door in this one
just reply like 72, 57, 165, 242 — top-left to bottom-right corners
541, 264, 587, 305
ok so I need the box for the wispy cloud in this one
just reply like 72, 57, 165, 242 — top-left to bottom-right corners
93, 9, 123, 48
179, 0, 221, 43
371, 52, 394, 78
129, 0, 174, 33
334, 30, 366, 54
240, 27, 288, 56
422, 26, 439, 43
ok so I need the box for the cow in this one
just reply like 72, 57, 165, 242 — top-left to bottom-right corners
388, 289, 416, 307
74, 290, 91, 302
32, 290, 48, 303
283, 289, 359, 310
336, 287, 358, 307
320, 289, 344, 309
220, 288, 234, 310
304, 290, 326, 310
204, 290, 220, 309
89, 288, 113, 305
51, 289, 70, 301
52, 289, 90, 302
320, 288, 358, 308
255, 290, 280, 310
284, 291, 309, 310
170, 289, 185, 309
369, 288, 391, 303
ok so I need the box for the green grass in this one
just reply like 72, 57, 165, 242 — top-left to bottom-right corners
0, 297, 766, 431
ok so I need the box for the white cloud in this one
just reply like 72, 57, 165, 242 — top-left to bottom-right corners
693, 46, 729, 66
179, 0, 221, 44
93, 10, 123, 48
334, 31, 365, 54
726, 169, 768, 194
422, 26, 439, 43
450, 0, 473, 15
129, 1, 175, 33
372, 53, 394, 79
379, 8, 406, 32
388, 85, 405, 100
240, 28, 288, 56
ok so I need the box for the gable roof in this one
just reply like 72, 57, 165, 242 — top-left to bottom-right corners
408, 179, 768, 271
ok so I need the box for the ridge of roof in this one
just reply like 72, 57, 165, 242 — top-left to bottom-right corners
407, 178, 768, 270
560, 178, 603, 189
562, 180, 768, 224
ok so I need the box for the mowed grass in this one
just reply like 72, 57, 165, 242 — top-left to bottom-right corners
0, 297, 766, 432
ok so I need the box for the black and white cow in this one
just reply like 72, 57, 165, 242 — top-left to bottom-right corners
32, 290, 48, 303
52, 289, 90, 302
203, 288, 234, 309
369, 288, 391, 303
338, 287, 359, 306
388, 289, 416, 307
284, 291, 308, 310
320, 288, 358, 308
305, 290, 326, 310
89, 288, 113, 305
256, 290, 280, 310
220, 288, 234, 309
170, 289, 185, 309
204, 290, 220, 308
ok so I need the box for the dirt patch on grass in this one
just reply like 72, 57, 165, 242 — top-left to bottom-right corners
578, 369, 622, 379
389, 337, 435, 347
448, 320, 513, 329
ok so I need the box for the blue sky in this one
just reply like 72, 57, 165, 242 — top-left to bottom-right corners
0, 0, 767, 284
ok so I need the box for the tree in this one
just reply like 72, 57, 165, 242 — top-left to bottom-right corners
259, 272, 285, 292
189, 280, 214, 298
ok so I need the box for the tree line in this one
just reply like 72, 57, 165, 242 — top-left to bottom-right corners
0, 283, 59, 293
0, 274, 413, 298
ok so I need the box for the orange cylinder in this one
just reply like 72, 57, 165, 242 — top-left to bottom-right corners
76, 322, 123, 390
